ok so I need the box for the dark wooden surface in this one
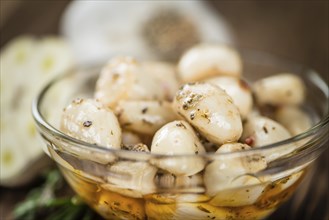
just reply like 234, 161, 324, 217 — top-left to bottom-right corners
0, 1, 328, 220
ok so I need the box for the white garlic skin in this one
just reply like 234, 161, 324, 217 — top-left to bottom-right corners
204, 143, 267, 197
178, 44, 242, 83
116, 100, 177, 136
60, 98, 121, 149
94, 57, 167, 108
141, 61, 180, 101
241, 115, 295, 162
207, 76, 253, 118
173, 82, 243, 145
253, 73, 305, 106
274, 106, 312, 136
105, 161, 157, 198
151, 120, 206, 176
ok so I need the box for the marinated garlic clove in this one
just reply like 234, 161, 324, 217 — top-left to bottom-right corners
178, 44, 242, 83
204, 143, 267, 197
104, 161, 157, 198
145, 201, 234, 220
155, 172, 204, 193
206, 76, 253, 118
173, 82, 242, 145
122, 130, 142, 146
116, 100, 177, 136
274, 106, 312, 136
241, 115, 295, 162
141, 61, 180, 101
60, 98, 121, 149
253, 73, 305, 106
95, 57, 167, 108
150, 120, 206, 176
209, 182, 266, 207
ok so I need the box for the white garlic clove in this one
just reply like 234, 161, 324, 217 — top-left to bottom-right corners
204, 143, 267, 197
94, 57, 167, 108
121, 130, 142, 146
241, 115, 295, 162
206, 76, 253, 118
274, 106, 312, 136
60, 98, 122, 149
173, 82, 242, 145
178, 44, 242, 83
150, 121, 206, 176
141, 61, 180, 101
116, 100, 177, 136
104, 161, 157, 198
209, 182, 267, 207
155, 172, 204, 193
253, 73, 305, 106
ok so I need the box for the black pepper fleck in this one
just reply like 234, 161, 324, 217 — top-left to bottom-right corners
142, 107, 148, 114
83, 121, 92, 127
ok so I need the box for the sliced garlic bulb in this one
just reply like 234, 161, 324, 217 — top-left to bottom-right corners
104, 161, 157, 198
60, 98, 122, 149
241, 115, 295, 162
61, 1, 233, 64
253, 73, 305, 106
151, 121, 206, 176
116, 100, 177, 136
178, 44, 242, 83
204, 143, 267, 198
173, 82, 242, 145
206, 76, 253, 118
0, 36, 74, 186
274, 106, 312, 136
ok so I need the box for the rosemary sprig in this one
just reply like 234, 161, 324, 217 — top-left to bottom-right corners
13, 169, 100, 220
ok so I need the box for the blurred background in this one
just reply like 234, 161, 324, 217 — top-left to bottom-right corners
0, 1, 328, 220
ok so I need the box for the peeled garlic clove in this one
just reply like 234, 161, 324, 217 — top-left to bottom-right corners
105, 161, 157, 198
145, 201, 234, 220
204, 143, 267, 197
95, 57, 167, 108
151, 121, 206, 176
178, 44, 242, 83
209, 182, 266, 207
61, 98, 121, 149
206, 76, 253, 118
274, 106, 312, 136
141, 61, 180, 101
122, 130, 142, 146
253, 73, 305, 106
155, 172, 204, 193
116, 100, 177, 136
173, 82, 242, 145
241, 115, 296, 162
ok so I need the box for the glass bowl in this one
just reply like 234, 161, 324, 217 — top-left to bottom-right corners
32, 50, 329, 220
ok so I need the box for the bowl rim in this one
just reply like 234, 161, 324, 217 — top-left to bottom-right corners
31, 49, 329, 157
